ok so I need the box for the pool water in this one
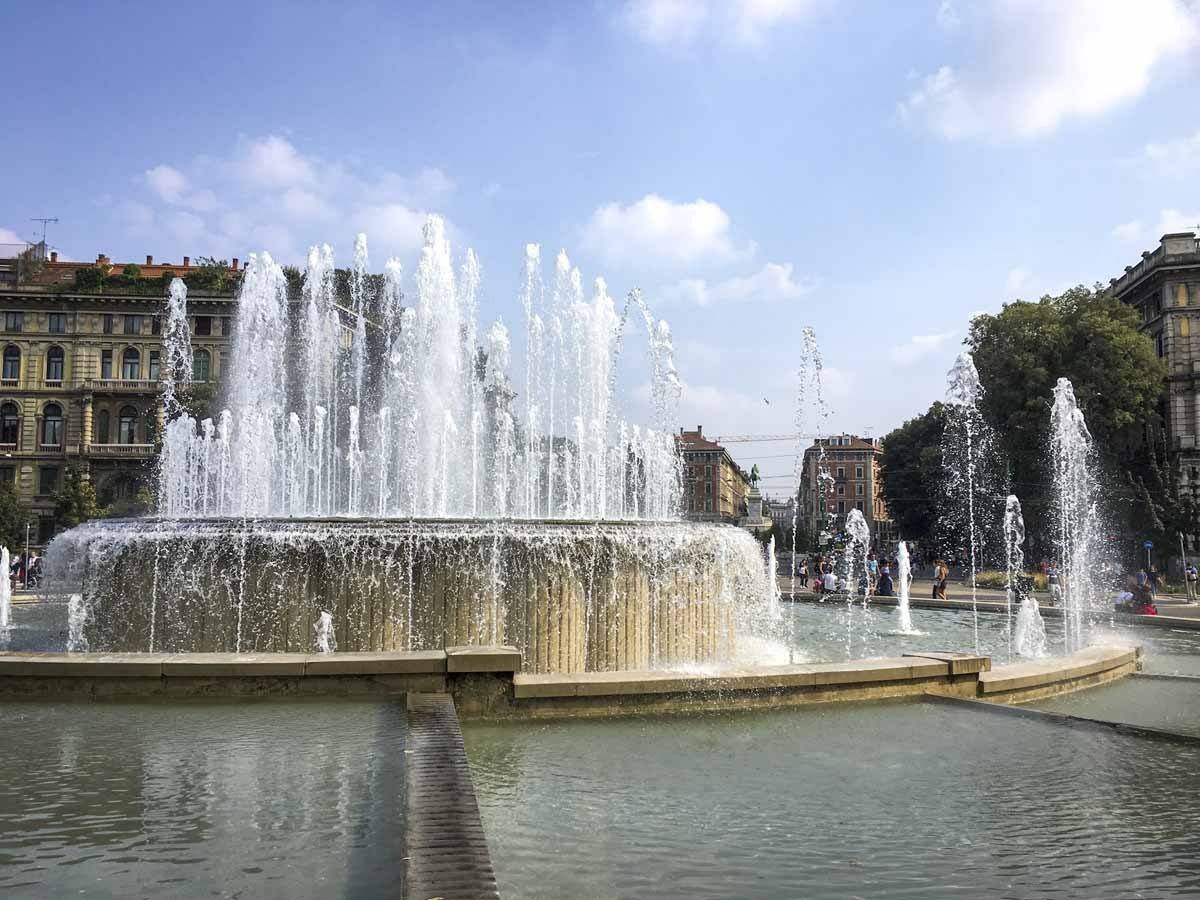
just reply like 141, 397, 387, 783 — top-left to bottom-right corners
1028, 675, 1200, 736
0, 699, 407, 899
464, 700, 1200, 899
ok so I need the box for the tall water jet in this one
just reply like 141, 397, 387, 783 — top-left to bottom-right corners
790, 327, 830, 602
0, 546, 10, 629
1006, 494, 1046, 658
841, 508, 871, 656
1050, 378, 1101, 654
943, 351, 999, 654
895, 541, 918, 635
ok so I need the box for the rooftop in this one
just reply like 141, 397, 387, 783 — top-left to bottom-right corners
1110, 231, 1200, 297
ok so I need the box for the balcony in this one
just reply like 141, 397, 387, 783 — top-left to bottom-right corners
87, 443, 155, 458
82, 378, 161, 394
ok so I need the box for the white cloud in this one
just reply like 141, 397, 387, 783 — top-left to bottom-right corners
582, 194, 749, 268
1144, 129, 1200, 175
936, 0, 960, 30
889, 331, 957, 366
1112, 219, 1145, 241
900, 0, 1198, 140
1112, 209, 1200, 243
623, 0, 819, 48
661, 262, 816, 306
1004, 266, 1031, 295
0, 227, 24, 246
118, 135, 454, 264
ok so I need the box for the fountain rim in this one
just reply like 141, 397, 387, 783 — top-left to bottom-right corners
67, 515, 748, 531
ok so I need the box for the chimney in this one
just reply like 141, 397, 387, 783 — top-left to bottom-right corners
232, 257, 239, 271
146, 254, 153, 266
183, 256, 190, 268
697, 425, 703, 434
96, 254, 103, 263
50, 251, 58, 263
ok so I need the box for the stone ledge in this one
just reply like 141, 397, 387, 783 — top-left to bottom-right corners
0, 653, 171, 677
303, 650, 446, 675
903, 651, 991, 675
161, 653, 309, 677
445, 645, 521, 674
513, 656, 954, 700
978, 645, 1139, 695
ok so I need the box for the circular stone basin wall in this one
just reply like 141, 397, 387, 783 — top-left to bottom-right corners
46, 518, 774, 674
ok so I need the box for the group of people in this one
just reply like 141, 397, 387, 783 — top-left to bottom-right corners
795, 552, 910, 598
8, 552, 41, 590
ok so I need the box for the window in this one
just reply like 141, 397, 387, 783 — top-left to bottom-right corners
855, 466, 864, 479
41, 403, 63, 447
121, 348, 140, 380
837, 500, 845, 514
837, 485, 845, 496
0, 403, 18, 444
1156, 332, 1165, 357
47, 313, 66, 334
4, 312, 21, 333
124, 315, 143, 335
0, 466, 12, 486
221, 316, 232, 336
45, 346, 64, 382
192, 349, 211, 382
688, 497, 695, 512
101, 349, 113, 380
194, 315, 212, 336
144, 410, 157, 444
118, 406, 138, 444
103, 314, 114, 335
856, 484, 864, 496
37, 515, 55, 544
856, 500, 865, 512
705, 464, 712, 477
704, 499, 713, 512
148, 351, 160, 380
151, 315, 161, 335
836, 467, 845, 479
97, 409, 110, 444
2, 346, 19, 381
705, 481, 713, 496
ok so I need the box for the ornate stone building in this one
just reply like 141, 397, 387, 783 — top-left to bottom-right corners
1110, 231, 1200, 531
798, 434, 895, 550
0, 251, 237, 543
677, 426, 752, 524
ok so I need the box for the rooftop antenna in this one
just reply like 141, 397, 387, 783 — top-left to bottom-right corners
30, 217, 58, 246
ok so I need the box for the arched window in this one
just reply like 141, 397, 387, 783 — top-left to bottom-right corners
118, 405, 138, 444
192, 349, 211, 383
121, 348, 140, 380
0, 402, 18, 445
42, 403, 63, 447
45, 346, 64, 382
96, 409, 110, 444
2, 346, 19, 381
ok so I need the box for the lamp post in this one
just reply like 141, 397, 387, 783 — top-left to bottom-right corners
23, 521, 30, 590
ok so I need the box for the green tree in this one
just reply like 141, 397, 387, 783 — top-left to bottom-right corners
879, 402, 947, 543
967, 284, 1166, 550
0, 484, 36, 550
54, 466, 106, 529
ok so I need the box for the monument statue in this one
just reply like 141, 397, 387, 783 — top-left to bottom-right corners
750, 464, 760, 488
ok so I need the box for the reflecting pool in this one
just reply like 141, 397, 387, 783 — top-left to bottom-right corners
465, 700, 1200, 899
0, 699, 407, 898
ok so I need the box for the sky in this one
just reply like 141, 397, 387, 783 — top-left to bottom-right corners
3, 0, 1199, 494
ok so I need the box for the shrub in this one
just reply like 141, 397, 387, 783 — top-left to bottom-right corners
73, 267, 105, 291
121, 263, 142, 279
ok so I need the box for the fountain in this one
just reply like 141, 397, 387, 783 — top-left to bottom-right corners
0, 546, 10, 630
1006, 495, 1046, 658
46, 217, 775, 672
1050, 377, 1102, 654
942, 351, 999, 653
894, 540, 919, 635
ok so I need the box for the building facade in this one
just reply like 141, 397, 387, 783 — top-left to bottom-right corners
798, 434, 895, 549
677, 426, 752, 524
1110, 230, 1200, 539
0, 251, 237, 543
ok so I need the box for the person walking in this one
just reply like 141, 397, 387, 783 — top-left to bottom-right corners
1186, 563, 1197, 603
932, 559, 948, 600
1148, 565, 1160, 598
798, 560, 808, 589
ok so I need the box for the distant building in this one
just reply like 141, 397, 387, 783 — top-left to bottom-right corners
1109, 230, 1200, 551
0, 249, 239, 543
677, 425, 752, 524
765, 495, 795, 531
798, 434, 895, 549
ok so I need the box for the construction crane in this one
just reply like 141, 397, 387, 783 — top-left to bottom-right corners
711, 433, 820, 443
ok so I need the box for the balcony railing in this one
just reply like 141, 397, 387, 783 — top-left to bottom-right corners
87, 443, 155, 457
82, 378, 160, 393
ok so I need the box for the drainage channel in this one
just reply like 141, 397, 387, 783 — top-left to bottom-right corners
924, 694, 1200, 745
405, 692, 501, 899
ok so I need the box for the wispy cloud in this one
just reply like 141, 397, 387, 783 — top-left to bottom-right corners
660, 262, 817, 307
889, 331, 957, 366
621, 0, 821, 48
581, 194, 753, 269
899, 0, 1197, 140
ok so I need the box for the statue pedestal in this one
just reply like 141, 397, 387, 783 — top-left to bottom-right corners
740, 486, 771, 533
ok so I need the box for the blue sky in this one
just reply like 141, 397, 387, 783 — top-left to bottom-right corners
3, 0, 1199, 492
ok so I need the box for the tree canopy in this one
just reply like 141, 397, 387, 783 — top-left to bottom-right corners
879, 402, 946, 543
0, 485, 36, 552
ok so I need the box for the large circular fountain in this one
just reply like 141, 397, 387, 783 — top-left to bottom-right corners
47, 219, 776, 672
